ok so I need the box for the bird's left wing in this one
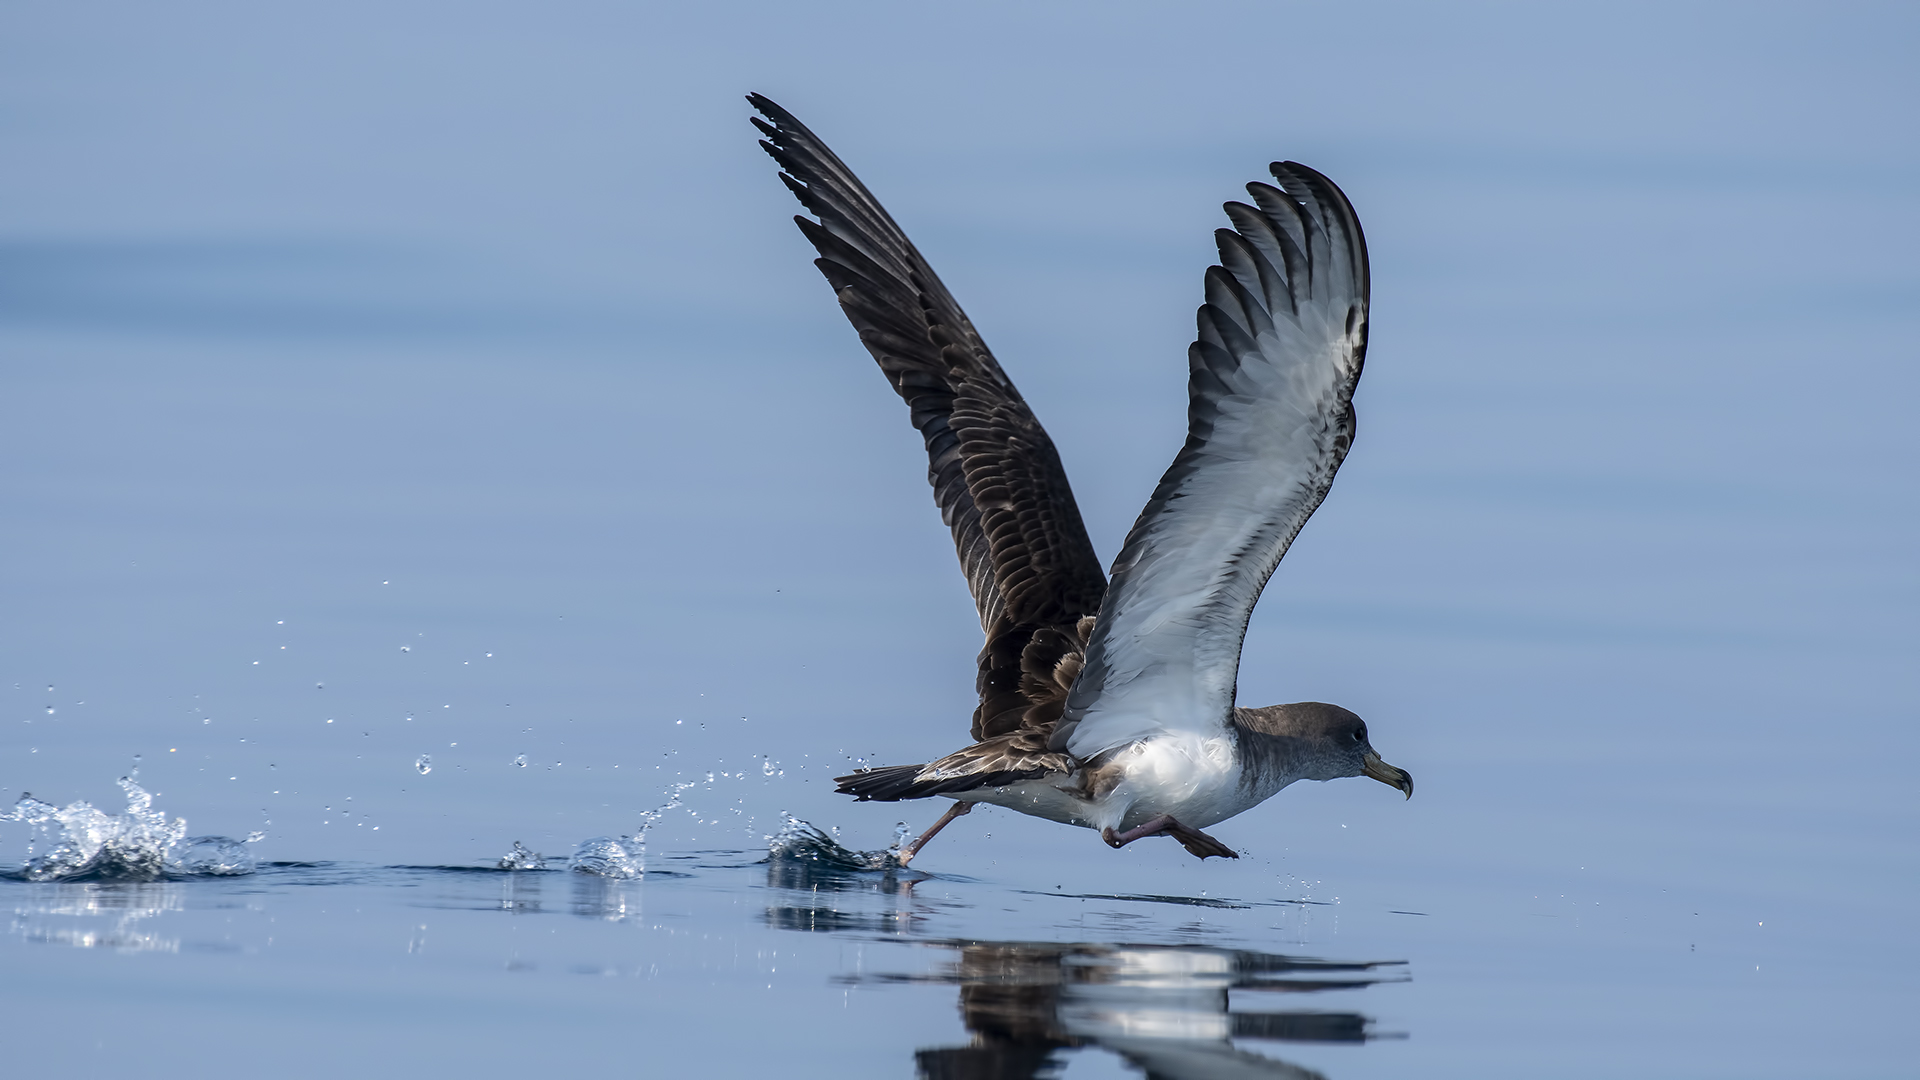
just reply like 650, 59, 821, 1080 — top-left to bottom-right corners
1052, 163, 1369, 761
749, 95, 1108, 741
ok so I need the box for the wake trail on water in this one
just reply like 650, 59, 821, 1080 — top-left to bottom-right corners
497, 781, 700, 878
516, 755, 912, 878
7, 759, 904, 883
2, 776, 261, 881
511, 806, 909, 878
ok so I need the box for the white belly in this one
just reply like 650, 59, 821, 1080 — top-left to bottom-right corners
959, 732, 1281, 832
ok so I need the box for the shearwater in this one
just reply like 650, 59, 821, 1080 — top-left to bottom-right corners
749, 94, 1412, 864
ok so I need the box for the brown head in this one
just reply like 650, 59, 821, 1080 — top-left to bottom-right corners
1234, 702, 1413, 797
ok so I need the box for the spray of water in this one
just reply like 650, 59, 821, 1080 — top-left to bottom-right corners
765, 814, 908, 871
3, 777, 260, 881
495, 841, 544, 870
567, 781, 697, 879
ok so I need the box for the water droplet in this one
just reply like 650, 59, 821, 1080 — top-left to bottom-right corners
513, 754, 528, 768
45, 706, 54, 715
400, 646, 411, 653
762, 760, 777, 776
414, 755, 432, 775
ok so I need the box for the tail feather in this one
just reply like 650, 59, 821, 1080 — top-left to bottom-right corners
835, 763, 1049, 802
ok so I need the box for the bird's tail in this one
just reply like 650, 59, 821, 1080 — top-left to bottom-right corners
834, 763, 1048, 801
834, 764, 933, 801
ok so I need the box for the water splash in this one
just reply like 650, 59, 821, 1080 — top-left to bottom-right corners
496, 841, 545, 870
2, 778, 258, 881
568, 781, 697, 880
171, 835, 257, 875
568, 835, 645, 879
765, 815, 905, 871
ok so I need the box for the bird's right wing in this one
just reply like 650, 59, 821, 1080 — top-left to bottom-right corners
1052, 163, 1370, 761
750, 95, 1109, 739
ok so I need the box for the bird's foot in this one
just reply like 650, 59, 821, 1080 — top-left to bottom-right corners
1166, 822, 1239, 860
1102, 815, 1239, 860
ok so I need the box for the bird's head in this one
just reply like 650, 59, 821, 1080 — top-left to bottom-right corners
1240, 702, 1413, 797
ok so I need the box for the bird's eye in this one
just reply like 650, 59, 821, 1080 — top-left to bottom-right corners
1352, 727, 1366, 742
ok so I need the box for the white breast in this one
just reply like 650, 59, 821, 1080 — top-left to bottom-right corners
1100, 732, 1260, 830
961, 731, 1273, 833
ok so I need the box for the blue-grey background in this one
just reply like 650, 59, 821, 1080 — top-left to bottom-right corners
2, 3, 1915, 1076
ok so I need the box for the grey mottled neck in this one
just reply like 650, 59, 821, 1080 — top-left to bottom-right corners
1229, 709, 1314, 796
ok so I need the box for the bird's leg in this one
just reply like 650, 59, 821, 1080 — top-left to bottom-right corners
1102, 814, 1177, 848
1102, 815, 1239, 860
897, 801, 971, 866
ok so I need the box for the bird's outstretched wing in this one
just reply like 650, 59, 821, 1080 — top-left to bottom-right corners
750, 94, 1108, 740
1051, 163, 1369, 760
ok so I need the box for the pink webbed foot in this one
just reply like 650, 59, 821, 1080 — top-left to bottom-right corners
1101, 814, 1239, 860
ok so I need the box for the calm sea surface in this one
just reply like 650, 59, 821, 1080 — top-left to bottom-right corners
2, 786, 1911, 1078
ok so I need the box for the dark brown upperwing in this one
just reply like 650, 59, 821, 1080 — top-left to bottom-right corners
749, 95, 1107, 739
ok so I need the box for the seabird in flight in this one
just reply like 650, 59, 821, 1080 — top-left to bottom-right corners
749, 94, 1413, 863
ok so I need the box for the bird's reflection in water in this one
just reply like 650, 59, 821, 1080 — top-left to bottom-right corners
763, 859, 1403, 1078
867, 941, 1399, 1080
